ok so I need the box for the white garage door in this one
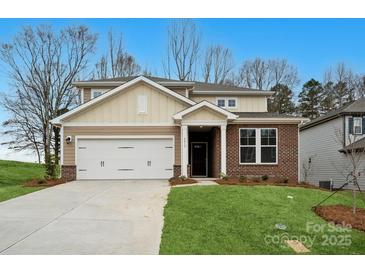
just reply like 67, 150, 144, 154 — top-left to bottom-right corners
76, 138, 174, 180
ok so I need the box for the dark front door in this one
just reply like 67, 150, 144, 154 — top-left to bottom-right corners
191, 142, 208, 177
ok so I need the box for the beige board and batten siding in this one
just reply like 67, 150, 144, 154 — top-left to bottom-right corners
63, 126, 181, 166
182, 107, 227, 122
66, 83, 188, 124
190, 95, 267, 112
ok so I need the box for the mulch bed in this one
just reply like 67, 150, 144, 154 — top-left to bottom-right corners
169, 177, 198, 186
215, 177, 320, 189
23, 178, 67, 187
314, 205, 365, 232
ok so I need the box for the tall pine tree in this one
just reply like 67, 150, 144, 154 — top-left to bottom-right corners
298, 79, 322, 119
268, 84, 295, 114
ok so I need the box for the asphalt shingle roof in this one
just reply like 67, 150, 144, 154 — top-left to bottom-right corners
339, 137, 365, 153
78, 75, 270, 93
300, 98, 365, 131
234, 112, 300, 118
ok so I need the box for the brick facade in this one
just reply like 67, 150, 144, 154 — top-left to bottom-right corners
226, 124, 298, 182
211, 127, 221, 178
61, 165, 77, 182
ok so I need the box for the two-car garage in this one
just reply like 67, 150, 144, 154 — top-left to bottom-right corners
76, 137, 174, 180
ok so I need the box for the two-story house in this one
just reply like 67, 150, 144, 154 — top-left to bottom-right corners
51, 75, 305, 182
300, 98, 365, 189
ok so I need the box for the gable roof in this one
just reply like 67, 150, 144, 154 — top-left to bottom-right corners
300, 98, 365, 131
73, 75, 273, 95
339, 137, 365, 153
173, 100, 238, 120
51, 76, 196, 125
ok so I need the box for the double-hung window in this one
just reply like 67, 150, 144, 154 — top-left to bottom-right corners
353, 117, 362, 135
240, 129, 256, 163
239, 128, 277, 164
260, 129, 277, 163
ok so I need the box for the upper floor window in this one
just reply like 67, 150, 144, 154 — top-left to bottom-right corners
216, 97, 237, 109
353, 117, 362, 135
217, 99, 226, 108
228, 99, 237, 108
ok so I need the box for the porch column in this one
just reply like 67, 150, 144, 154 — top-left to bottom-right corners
181, 125, 189, 177
220, 125, 227, 175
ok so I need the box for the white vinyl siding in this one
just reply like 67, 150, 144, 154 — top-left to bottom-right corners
300, 116, 365, 189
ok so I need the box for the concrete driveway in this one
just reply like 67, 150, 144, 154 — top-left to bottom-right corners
0, 180, 170, 255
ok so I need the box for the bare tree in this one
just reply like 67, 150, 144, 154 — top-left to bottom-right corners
94, 31, 140, 79
301, 154, 317, 183
163, 19, 200, 81
334, 128, 365, 214
237, 58, 299, 90
322, 63, 356, 109
0, 25, 97, 176
354, 74, 365, 99
202, 45, 234, 84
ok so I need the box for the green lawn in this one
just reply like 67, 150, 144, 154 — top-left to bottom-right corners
0, 160, 45, 202
160, 185, 365, 255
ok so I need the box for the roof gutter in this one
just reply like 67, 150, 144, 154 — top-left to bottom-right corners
192, 91, 274, 96
232, 117, 308, 124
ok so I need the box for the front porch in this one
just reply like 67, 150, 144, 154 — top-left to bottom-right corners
173, 101, 238, 179
185, 126, 223, 178
181, 123, 227, 178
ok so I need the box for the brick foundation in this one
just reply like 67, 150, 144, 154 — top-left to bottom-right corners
226, 124, 298, 182
61, 165, 76, 182
173, 165, 181, 177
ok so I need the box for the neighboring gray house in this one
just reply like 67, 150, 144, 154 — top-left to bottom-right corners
300, 98, 365, 189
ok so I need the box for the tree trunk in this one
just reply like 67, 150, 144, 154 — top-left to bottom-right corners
53, 126, 60, 166
353, 179, 357, 214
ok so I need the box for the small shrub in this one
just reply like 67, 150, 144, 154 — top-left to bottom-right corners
238, 175, 246, 183
261, 175, 269, 181
220, 172, 229, 181
283, 177, 289, 184
179, 175, 187, 181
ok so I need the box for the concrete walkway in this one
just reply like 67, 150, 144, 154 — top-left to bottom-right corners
0, 180, 170, 255
173, 180, 219, 188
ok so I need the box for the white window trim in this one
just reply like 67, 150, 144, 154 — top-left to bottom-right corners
216, 97, 238, 109
239, 128, 278, 165
353, 117, 362, 135
217, 98, 226, 108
